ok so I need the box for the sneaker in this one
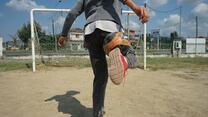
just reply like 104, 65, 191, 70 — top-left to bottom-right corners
109, 48, 128, 85
94, 107, 105, 117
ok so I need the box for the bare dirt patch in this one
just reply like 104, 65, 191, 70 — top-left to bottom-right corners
0, 67, 207, 117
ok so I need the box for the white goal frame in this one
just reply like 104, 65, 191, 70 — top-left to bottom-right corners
122, 10, 147, 70
30, 8, 71, 72
30, 8, 147, 72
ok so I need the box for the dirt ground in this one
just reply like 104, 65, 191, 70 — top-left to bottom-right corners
0, 67, 208, 117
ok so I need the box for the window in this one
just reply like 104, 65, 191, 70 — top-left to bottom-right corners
75, 34, 80, 38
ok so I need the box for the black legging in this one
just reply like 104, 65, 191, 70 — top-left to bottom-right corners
84, 28, 110, 117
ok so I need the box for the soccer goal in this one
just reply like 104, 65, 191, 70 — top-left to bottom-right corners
30, 8, 147, 72
30, 8, 71, 72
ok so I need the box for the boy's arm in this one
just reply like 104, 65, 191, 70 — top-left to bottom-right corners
59, 0, 84, 47
61, 0, 84, 37
124, 0, 149, 23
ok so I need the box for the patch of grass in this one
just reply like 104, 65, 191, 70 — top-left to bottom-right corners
138, 57, 208, 70
0, 57, 92, 72
0, 57, 208, 72
43, 57, 91, 68
0, 59, 31, 72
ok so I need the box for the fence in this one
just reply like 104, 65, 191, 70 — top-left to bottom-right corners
3, 42, 206, 57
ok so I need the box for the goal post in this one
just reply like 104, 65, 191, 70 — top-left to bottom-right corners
30, 8, 147, 72
30, 8, 71, 72
122, 10, 147, 70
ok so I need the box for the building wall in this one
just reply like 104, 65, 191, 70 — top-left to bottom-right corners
68, 32, 84, 51
68, 41, 85, 51
69, 33, 84, 41
186, 38, 206, 53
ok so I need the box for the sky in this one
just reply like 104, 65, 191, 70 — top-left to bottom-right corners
0, 0, 208, 41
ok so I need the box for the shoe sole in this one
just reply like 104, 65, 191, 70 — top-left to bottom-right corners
109, 48, 124, 85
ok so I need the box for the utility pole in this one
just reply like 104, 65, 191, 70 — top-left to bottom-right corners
179, 6, 182, 38
195, 16, 198, 55
196, 16, 198, 38
52, 19, 57, 51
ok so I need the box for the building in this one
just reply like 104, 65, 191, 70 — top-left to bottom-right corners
186, 38, 206, 54
67, 28, 85, 51
4, 39, 23, 50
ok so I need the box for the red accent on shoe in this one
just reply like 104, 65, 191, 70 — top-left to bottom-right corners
120, 53, 128, 80
109, 48, 128, 85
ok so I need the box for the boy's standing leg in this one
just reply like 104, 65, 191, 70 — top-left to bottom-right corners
85, 29, 110, 117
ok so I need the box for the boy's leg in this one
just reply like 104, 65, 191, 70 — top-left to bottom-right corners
108, 47, 128, 85
85, 29, 109, 117
90, 53, 108, 117
103, 32, 137, 85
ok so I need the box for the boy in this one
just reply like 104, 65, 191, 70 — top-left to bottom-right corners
58, 0, 149, 117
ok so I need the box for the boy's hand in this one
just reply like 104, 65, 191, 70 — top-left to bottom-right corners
125, 0, 149, 23
133, 6, 149, 23
58, 36, 67, 47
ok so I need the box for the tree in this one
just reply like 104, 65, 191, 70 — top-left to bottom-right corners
17, 21, 45, 49
39, 34, 55, 50
17, 23, 30, 49
160, 36, 171, 49
9, 34, 18, 48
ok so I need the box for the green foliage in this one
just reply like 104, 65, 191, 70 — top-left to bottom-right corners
17, 23, 31, 48
160, 36, 171, 49
9, 34, 18, 47
39, 35, 55, 50
17, 21, 47, 49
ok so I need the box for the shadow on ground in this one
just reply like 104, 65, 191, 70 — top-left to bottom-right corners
45, 90, 92, 117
